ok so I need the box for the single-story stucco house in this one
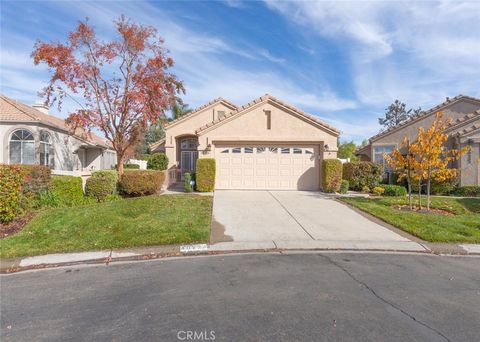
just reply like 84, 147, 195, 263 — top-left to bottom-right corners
356, 95, 480, 186
150, 94, 340, 190
0, 94, 117, 172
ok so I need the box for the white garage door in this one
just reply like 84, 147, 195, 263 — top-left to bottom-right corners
215, 145, 320, 190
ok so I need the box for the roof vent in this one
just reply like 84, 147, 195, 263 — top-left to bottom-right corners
32, 101, 49, 114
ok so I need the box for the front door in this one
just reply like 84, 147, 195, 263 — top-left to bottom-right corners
181, 151, 198, 179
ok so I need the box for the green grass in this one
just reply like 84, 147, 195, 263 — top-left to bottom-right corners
1, 195, 213, 259
340, 196, 480, 243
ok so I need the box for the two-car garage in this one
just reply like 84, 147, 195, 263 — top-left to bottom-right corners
215, 145, 320, 190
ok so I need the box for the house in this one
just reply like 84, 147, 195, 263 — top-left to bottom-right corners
150, 94, 340, 190
356, 95, 480, 186
0, 94, 117, 172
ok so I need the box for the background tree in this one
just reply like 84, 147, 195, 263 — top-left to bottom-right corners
338, 140, 359, 161
32, 16, 184, 174
171, 101, 192, 120
379, 100, 422, 129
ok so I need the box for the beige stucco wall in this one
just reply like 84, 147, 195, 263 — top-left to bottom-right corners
459, 132, 480, 186
164, 103, 234, 169
0, 122, 115, 171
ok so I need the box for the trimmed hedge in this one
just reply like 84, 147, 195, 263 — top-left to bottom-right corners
91, 170, 118, 193
49, 176, 85, 206
147, 153, 168, 170
322, 159, 343, 193
380, 184, 407, 196
342, 161, 384, 191
451, 186, 480, 197
118, 170, 165, 196
184, 172, 193, 193
19, 165, 51, 196
196, 159, 216, 192
85, 177, 114, 202
124, 163, 140, 169
339, 180, 349, 194
0, 165, 23, 223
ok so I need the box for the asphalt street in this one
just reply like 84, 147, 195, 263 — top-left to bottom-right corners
1, 252, 480, 342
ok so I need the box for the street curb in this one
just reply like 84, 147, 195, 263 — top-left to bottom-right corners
2, 245, 479, 274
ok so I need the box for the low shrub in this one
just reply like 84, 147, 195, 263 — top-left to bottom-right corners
342, 161, 384, 191
196, 159, 216, 192
147, 153, 168, 171
85, 176, 114, 202
322, 159, 343, 193
451, 186, 480, 197
430, 178, 458, 195
118, 170, 165, 196
339, 180, 349, 194
372, 186, 385, 196
362, 185, 370, 193
123, 163, 140, 169
49, 176, 85, 206
0, 165, 23, 223
184, 172, 193, 193
380, 184, 407, 196
91, 170, 118, 194
19, 165, 51, 196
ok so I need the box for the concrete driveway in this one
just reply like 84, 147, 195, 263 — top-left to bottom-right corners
211, 191, 423, 251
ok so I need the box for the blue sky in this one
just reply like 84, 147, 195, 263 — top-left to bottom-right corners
1, 0, 480, 142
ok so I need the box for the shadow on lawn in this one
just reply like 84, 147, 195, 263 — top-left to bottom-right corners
456, 198, 480, 213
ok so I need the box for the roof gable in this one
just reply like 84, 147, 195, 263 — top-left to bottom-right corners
370, 94, 480, 143
195, 94, 340, 136
164, 97, 237, 129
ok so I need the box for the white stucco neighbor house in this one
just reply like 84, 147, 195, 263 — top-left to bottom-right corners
150, 94, 340, 190
0, 94, 116, 172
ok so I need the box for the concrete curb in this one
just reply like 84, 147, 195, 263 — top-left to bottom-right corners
2, 241, 479, 274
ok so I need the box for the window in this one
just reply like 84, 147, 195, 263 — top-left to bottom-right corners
244, 147, 253, 154
304, 148, 313, 154
40, 131, 54, 167
180, 138, 197, 150
256, 147, 266, 154
373, 145, 394, 169
9, 129, 35, 165
269, 147, 278, 153
232, 147, 241, 153
281, 147, 290, 154
220, 149, 229, 153
293, 148, 302, 154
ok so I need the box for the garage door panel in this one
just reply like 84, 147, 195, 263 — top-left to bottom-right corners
215, 145, 320, 190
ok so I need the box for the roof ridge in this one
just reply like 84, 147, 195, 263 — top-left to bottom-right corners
195, 94, 340, 135
1, 95, 42, 122
369, 94, 480, 142
164, 97, 238, 128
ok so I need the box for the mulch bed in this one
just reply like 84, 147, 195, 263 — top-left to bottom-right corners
0, 213, 35, 239
392, 205, 454, 216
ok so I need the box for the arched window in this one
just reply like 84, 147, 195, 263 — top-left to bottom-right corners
40, 131, 54, 167
180, 138, 197, 150
9, 129, 35, 165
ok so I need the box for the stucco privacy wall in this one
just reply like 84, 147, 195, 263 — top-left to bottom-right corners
164, 102, 234, 169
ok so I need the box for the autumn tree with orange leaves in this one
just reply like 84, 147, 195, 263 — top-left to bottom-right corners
32, 16, 184, 174
385, 112, 469, 211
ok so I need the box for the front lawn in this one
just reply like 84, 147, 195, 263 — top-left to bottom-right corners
340, 196, 480, 243
0, 195, 213, 259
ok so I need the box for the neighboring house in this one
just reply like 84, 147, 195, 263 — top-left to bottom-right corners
356, 95, 480, 186
0, 94, 116, 172
151, 94, 340, 190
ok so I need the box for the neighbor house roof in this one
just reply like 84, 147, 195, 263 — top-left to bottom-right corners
195, 94, 340, 136
0, 94, 112, 149
149, 138, 165, 152
369, 94, 480, 143
164, 97, 238, 129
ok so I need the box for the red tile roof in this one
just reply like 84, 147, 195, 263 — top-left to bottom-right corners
0, 94, 112, 149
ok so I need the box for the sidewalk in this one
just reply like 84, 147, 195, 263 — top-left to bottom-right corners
1, 240, 479, 273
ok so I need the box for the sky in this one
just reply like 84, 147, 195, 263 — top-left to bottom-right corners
1, 0, 480, 143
